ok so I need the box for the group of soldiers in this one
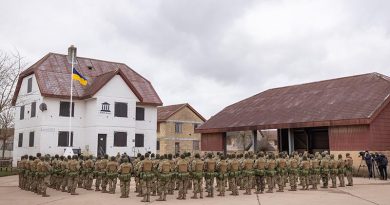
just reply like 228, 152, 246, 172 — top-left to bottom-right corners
17, 150, 354, 202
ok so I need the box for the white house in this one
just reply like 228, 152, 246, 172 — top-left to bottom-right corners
12, 46, 162, 166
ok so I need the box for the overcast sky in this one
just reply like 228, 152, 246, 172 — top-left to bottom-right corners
1, 0, 390, 118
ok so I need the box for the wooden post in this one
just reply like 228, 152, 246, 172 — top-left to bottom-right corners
223, 132, 227, 156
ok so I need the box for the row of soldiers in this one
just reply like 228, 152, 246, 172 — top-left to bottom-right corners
17, 151, 354, 201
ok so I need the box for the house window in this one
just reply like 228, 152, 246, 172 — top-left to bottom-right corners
156, 140, 160, 150
58, 131, 73, 147
29, 132, 34, 147
18, 133, 23, 147
27, 78, 32, 93
135, 134, 144, 147
31, 102, 36, 117
20, 105, 25, 120
114, 102, 128, 117
193, 123, 200, 131
59, 101, 75, 117
136, 107, 145, 121
193, 140, 200, 150
175, 122, 182, 133
114, 132, 127, 147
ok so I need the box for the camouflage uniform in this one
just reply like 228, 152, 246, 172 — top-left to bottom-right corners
40, 156, 52, 197
157, 156, 171, 201
266, 155, 277, 193
204, 154, 216, 197
337, 155, 346, 187
18, 156, 26, 189
140, 154, 154, 202
83, 156, 94, 190
228, 155, 240, 195
67, 156, 81, 195
31, 157, 41, 193
106, 157, 119, 194
310, 155, 320, 190
77, 156, 84, 188
217, 156, 228, 196
320, 155, 330, 188
300, 156, 310, 190
242, 154, 254, 195
176, 155, 189, 200
288, 155, 299, 191
329, 155, 338, 188
61, 157, 69, 192
118, 157, 133, 198
276, 154, 287, 192
100, 156, 109, 193
190, 155, 204, 199
94, 157, 102, 191
345, 153, 353, 186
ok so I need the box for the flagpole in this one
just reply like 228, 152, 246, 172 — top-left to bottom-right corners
68, 48, 74, 153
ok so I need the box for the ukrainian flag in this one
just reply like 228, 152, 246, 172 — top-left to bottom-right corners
72, 68, 88, 86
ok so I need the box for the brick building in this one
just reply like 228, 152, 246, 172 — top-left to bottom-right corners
157, 103, 205, 155
197, 73, 390, 166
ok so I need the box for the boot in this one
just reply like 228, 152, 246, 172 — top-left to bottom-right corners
191, 193, 198, 199
200, 192, 203, 199
156, 196, 164, 201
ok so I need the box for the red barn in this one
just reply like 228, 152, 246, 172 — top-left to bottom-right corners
196, 73, 390, 160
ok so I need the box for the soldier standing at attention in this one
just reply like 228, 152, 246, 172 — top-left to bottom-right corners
31, 153, 42, 194
191, 153, 204, 199
167, 153, 175, 195
25, 156, 33, 191
53, 155, 62, 190
118, 157, 132, 198
300, 156, 310, 190
310, 154, 320, 190
288, 154, 299, 191
266, 153, 277, 193
345, 153, 353, 186
68, 155, 81, 195
228, 154, 240, 196
320, 154, 330, 188
176, 154, 189, 200
276, 153, 287, 192
17, 156, 26, 189
140, 153, 154, 202
133, 153, 141, 194
77, 155, 84, 188
50, 155, 59, 188
83, 155, 94, 190
106, 156, 119, 194
216, 155, 228, 196
329, 154, 338, 188
242, 153, 254, 195
94, 156, 102, 191
204, 153, 216, 197
36, 156, 44, 195
100, 154, 109, 193
157, 155, 171, 201
61, 156, 70, 192
254, 152, 266, 194
40, 156, 52, 197
337, 154, 346, 187
151, 153, 159, 196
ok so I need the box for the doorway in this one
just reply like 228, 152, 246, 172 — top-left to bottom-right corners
97, 134, 107, 157
175, 142, 180, 154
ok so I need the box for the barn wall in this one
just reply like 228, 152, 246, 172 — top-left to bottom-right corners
201, 133, 224, 151
370, 102, 390, 151
329, 125, 370, 151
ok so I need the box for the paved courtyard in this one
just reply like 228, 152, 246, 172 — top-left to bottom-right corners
0, 176, 389, 205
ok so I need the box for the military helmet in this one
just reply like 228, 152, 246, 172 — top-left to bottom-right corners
122, 157, 129, 163
111, 156, 116, 161
195, 153, 200, 158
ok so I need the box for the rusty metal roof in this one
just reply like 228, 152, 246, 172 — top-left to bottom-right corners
158, 103, 206, 122
12, 53, 162, 106
197, 73, 390, 133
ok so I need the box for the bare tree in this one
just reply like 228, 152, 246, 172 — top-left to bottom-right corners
0, 50, 24, 158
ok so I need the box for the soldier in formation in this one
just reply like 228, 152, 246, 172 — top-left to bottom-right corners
17, 151, 357, 200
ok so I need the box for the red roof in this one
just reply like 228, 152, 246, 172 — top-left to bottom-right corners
197, 73, 390, 133
12, 53, 162, 106
157, 103, 206, 122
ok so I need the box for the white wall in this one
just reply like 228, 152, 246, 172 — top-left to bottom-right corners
13, 74, 158, 166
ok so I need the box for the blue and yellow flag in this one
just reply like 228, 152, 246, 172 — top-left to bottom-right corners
72, 68, 88, 86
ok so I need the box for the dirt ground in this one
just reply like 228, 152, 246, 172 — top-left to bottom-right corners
0, 176, 388, 205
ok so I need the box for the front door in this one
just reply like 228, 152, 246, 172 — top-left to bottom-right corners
175, 142, 180, 154
97, 134, 107, 157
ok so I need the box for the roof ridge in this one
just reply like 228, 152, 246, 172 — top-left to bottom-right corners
159, 103, 187, 108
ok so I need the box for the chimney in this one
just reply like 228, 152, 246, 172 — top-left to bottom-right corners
67, 45, 77, 62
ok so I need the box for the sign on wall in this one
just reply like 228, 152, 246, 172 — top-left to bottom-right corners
100, 102, 111, 114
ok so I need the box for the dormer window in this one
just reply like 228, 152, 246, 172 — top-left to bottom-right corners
27, 78, 32, 93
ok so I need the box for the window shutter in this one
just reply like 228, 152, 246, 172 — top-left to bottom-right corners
31, 102, 36, 117
27, 78, 32, 93
114, 132, 127, 147
18, 133, 23, 147
115, 102, 128, 117
59, 102, 74, 117
20, 106, 25, 120
29, 132, 34, 147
